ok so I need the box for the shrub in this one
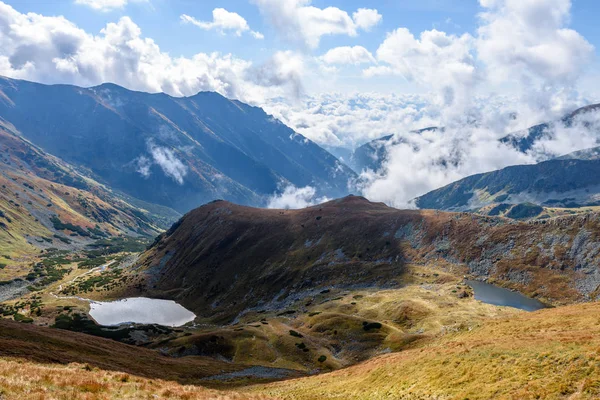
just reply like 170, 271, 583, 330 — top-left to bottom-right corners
363, 321, 383, 331
289, 330, 303, 338
318, 355, 327, 363
14, 313, 33, 323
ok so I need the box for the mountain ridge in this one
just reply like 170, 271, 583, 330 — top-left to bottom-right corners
0, 76, 356, 213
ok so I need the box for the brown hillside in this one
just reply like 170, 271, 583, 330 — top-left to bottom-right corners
138, 196, 600, 323
0, 318, 242, 384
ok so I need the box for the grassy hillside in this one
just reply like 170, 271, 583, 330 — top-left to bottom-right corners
250, 302, 600, 399
0, 121, 180, 269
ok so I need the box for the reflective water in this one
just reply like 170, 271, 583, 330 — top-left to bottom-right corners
89, 297, 196, 327
465, 280, 547, 311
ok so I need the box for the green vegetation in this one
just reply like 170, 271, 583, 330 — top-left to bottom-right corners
86, 237, 150, 256
505, 203, 544, 219
50, 216, 90, 237
289, 330, 303, 338
61, 268, 127, 295
318, 355, 327, 363
77, 256, 108, 269
25, 262, 71, 290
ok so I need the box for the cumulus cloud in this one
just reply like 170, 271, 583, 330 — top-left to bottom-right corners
476, 0, 594, 115
321, 46, 375, 65
267, 185, 328, 209
251, 51, 305, 99
181, 9, 263, 39
0, 2, 302, 104
252, 0, 382, 49
74, 0, 146, 12
366, 28, 477, 117
352, 8, 383, 31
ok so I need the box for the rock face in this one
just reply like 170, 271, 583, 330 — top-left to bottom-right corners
139, 196, 600, 323
0, 76, 356, 213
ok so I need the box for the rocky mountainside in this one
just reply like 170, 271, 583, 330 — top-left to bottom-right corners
0, 76, 356, 213
0, 119, 179, 262
136, 196, 600, 323
414, 158, 600, 211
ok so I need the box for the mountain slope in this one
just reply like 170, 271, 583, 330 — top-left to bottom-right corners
135, 196, 600, 324
414, 158, 600, 211
0, 119, 179, 262
0, 76, 356, 213
251, 301, 600, 399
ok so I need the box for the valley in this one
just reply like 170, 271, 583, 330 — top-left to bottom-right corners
1, 195, 599, 399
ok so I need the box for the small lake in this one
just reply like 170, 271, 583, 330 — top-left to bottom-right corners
89, 297, 196, 327
465, 280, 547, 312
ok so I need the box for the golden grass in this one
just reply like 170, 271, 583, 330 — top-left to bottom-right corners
248, 302, 600, 399
0, 358, 273, 400
157, 266, 519, 373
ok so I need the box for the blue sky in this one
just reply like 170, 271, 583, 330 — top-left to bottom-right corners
6, 0, 483, 62
5, 0, 599, 97
6, 0, 600, 61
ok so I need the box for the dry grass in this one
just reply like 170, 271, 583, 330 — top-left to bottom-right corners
0, 358, 273, 400
155, 265, 519, 373
0, 319, 244, 384
248, 302, 600, 399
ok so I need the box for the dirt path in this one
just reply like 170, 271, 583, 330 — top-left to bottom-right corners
48, 260, 115, 302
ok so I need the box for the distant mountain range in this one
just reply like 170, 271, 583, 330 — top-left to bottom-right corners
0, 76, 356, 214
351, 105, 600, 173
414, 155, 600, 212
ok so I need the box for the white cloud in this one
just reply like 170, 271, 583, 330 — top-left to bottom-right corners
0, 2, 299, 104
476, 0, 594, 115
263, 92, 437, 148
252, 0, 382, 49
267, 185, 328, 209
180, 8, 263, 39
352, 8, 382, 31
74, 0, 146, 12
148, 142, 188, 185
366, 28, 477, 117
321, 46, 375, 65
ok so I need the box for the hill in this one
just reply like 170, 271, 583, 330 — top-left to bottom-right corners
135, 196, 600, 324
250, 301, 600, 399
0, 318, 267, 399
0, 76, 356, 213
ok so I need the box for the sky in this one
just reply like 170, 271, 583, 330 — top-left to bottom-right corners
2, 0, 600, 207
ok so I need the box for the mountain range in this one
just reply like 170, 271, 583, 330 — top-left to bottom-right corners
0, 76, 355, 214
351, 105, 600, 174
3, 77, 600, 399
